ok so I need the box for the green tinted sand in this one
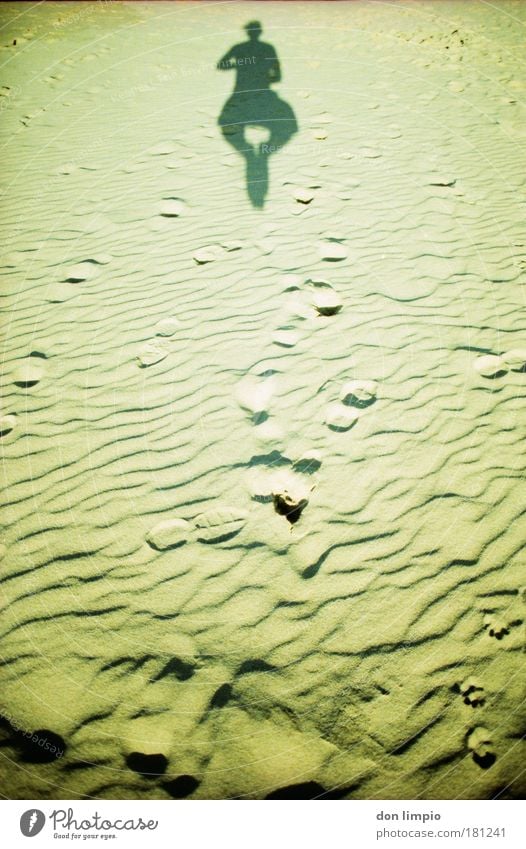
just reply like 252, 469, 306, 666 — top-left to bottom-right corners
0, 1, 525, 800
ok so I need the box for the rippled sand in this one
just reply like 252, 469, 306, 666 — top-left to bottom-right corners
1, 1, 525, 800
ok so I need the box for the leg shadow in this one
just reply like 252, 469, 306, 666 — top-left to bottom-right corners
218, 89, 298, 208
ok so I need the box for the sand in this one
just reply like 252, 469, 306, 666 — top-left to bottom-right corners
0, 0, 525, 800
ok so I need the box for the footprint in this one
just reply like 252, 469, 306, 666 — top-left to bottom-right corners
221, 240, 243, 253
64, 259, 101, 283
306, 279, 343, 316
340, 379, 377, 408
325, 403, 361, 432
292, 188, 315, 205
45, 283, 78, 303
318, 240, 347, 261
146, 518, 191, 551
0, 413, 16, 436
501, 348, 526, 372
136, 339, 170, 368
272, 328, 302, 348
159, 198, 185, 217
193, 245, 224, 264
148, 141, 177, 156
193, 506, 247, 543
293, 450, 322, 474
483, 614, 510, 640
154, 317, 180, 337
247, 452, 315, 509
473, 355, 507, 378
467, 727, 496, 769
13, 352, 47, 388
235, 372, 277, 421
459, 677, 485, 707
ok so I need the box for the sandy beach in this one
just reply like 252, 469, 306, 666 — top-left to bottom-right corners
0, 0, 525, 800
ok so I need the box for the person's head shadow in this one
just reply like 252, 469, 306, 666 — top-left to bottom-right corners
217, 21, 298, 208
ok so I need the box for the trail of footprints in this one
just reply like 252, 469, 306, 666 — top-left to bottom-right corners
453, 591, 525, 770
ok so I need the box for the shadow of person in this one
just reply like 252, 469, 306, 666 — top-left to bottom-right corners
217, 21, 298, 208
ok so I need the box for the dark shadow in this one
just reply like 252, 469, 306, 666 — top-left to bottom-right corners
217, 21, 298, 208
163, 774, 200, 798
126, 752, 168, 779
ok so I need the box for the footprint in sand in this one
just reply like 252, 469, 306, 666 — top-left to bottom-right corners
0, 413, 17, 437
247, 450, 319, 527
292, 187, 316, 206
193, 245, 225, 264
501, 348, 526, 372
148, 141, 178, 156
340, 379, 377, 408
293, 449, 322, 474
458, 677, 485, 707
193, 506, 248, 543
146, 518, 191, 551
483, 614, 510, 640
147, 506, 247, 549
154, 317, 180, 337
325, 403, 362, 432
235, 371, 277, 423
159, 198, 185, 217
324, 379, 378, 431
318, 240, 348, 262
306, 279, 343, 316
473, 354, 507, 378
467, 726, 496, 769
136, 339, 171, 368
45, 283, 78, 303
64, 259, 101, 283
272, 328, 302, 348
270, 284, 317, 348
13, 352, 47, 388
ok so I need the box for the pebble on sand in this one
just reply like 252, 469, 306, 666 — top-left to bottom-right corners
501, 348, 526, 371
473, 354, 507, 378
146, 518, 191, 550
272, 490, 308, 524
